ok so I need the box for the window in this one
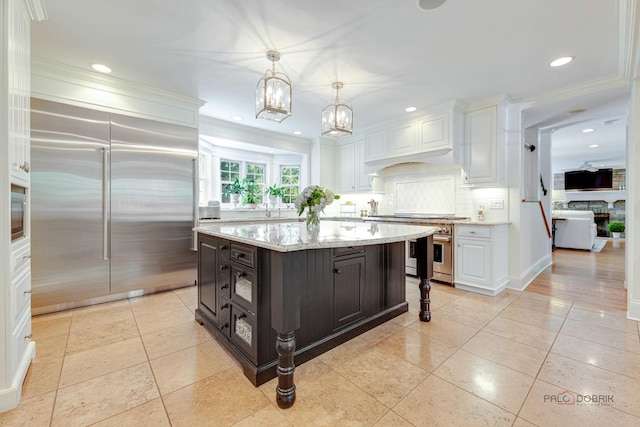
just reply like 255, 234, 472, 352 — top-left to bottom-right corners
219, 160, 267, 205
199, 153, 212, 206
280, 165, 300, 204
220, 160, 240, 203
246, 162, 265, 203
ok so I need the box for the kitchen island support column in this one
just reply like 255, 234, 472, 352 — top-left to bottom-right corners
415, 235, 434, 322
270, 251, 305, 408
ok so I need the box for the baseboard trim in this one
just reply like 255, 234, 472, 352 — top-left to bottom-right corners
508, 254, 552, 291
628, 299, 640, 321
0, 341, 36, 413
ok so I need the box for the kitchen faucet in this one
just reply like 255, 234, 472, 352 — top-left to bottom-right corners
368, 199, 378, 216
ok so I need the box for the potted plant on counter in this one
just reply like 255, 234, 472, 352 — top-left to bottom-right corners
265, 183, 284, 208
241, 178, 261, 209
222, 178, 244, 208
607, 221, 625, 239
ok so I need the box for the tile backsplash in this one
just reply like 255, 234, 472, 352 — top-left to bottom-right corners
334, 163, 509, 222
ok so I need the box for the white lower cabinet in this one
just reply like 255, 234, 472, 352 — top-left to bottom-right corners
455, 224, 509, 295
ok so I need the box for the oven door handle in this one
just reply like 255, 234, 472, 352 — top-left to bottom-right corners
433, 235, 452, 242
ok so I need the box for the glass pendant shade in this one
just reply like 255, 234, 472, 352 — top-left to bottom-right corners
255, 50, 292, 123
321, 82, 353, 137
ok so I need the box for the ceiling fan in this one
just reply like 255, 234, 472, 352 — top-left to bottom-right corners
576, 161, 598, 172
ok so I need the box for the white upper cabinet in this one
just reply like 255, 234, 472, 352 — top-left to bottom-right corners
8, 0, 31, 186
417, 112, 449, 152
338, 140, 356, 192
462, 97, 510, 187
365, 129, 387, 161
360, 100, 464, 173
389, 123, 415, 155
337, 136, 371, 193
355, 138, 371, 191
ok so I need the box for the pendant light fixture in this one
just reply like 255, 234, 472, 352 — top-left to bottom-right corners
321, 82, 353, 137
255, 50, 292, 123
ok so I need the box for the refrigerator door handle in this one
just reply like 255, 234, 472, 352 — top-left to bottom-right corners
192, 157, 198, 251
102, 148, 109, 260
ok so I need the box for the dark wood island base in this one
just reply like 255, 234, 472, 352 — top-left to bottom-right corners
195, 227, 433, 407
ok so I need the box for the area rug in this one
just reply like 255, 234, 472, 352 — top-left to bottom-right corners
591, 239, 607, 252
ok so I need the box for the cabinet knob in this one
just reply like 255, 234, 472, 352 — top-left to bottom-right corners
469, 231, 476, 234
220, 303, 229, 309
23, 255, 31, 259
235, 271, 246, 278
24, 290, 32, 294
220, 323, 229, 330
219, 264, 227, 271
20, 162, 30, 173
233, 252, 245, 259
220, 245, 228, 250
238, 313, 247, 320
334, 268, 342, 275
24, 334, 32, 340
221, 284, 229, 290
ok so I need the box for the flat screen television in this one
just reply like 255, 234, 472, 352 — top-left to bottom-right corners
564, 168, 613, 190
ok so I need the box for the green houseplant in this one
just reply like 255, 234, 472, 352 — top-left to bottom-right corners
608, 221, 625, 238
265, 183, 284, 208
222, 178, 244, 208
241, 179, 261, 208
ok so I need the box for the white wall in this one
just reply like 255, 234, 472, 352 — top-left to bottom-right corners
627, 78, 640, 320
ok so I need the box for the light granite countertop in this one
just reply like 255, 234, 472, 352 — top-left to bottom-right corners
194, 220, 439, 252
455, 220, 510, 225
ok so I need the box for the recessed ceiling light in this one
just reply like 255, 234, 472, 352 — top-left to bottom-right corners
589, 144, 599, 148
91, 63, 112, 74
416, 0, 448, 11
566, 108, 587, 116
405, 106, 417, 113
550, 56, 574, 67
231, 115, 244, 121
582, 128, 595, 133
292, 130, 302, 135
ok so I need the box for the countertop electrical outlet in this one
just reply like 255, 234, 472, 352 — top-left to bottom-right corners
489, 199, 504, 209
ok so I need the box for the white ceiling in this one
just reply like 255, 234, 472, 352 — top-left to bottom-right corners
31, 0, 637, 171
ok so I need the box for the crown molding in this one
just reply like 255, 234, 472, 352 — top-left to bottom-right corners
199, 115, 312, 154
520, 74, 628, 107
618, 0, 640, 81
24, 0, 47, 21
31, 57, 205, 128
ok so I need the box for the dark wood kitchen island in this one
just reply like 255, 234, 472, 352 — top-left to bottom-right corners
193, 220, 436, 408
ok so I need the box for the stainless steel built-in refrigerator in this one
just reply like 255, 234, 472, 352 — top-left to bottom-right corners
30, 99, 198, 312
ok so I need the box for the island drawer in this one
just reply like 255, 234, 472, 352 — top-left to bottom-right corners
219, 239, 231, 261
230, 304, 257, 363
456, 225, 491, 239
219, 295, 230, 320
230, 243, 256, 268
218, 263, 231, 299
333, 246, 366, 258
230, 266, 258, 313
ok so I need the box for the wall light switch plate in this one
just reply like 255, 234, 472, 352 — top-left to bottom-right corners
490, 199, 504, 209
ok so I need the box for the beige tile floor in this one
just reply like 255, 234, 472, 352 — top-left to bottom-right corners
2, 278, 640, 426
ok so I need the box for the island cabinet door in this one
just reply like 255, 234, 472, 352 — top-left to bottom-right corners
230, 304, 257, 363
230, 266, 258, 314
198, 236, 220, 324
333, 256, 366, 330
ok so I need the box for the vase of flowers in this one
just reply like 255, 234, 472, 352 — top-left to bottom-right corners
295, 185, 340, 236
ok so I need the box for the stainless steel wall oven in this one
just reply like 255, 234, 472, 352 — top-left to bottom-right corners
11, 184, 26, 241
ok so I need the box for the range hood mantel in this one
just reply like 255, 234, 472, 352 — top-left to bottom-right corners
363, 147, 457, 175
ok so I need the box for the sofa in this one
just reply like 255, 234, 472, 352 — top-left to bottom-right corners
553, 210, 597, 250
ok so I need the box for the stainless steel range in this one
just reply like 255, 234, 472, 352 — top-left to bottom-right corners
365, 214, 469, 285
